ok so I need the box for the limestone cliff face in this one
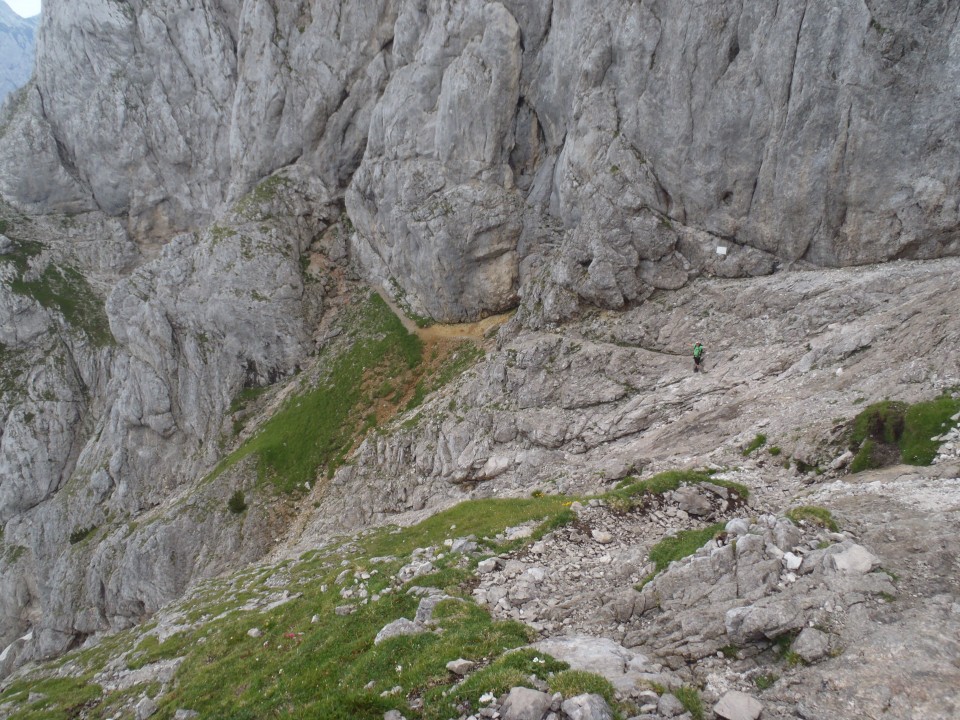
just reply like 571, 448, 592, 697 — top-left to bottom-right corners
3, 0, 958, 317
0, 2, 37, 104
0, 0, 959, 675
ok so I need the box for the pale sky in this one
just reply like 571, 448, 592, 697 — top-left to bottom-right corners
7, 0, 41, 19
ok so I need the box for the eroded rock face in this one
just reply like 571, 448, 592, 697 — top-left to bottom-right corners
0, 0, 957, 319
0, 175, 337, 669
346, 0, 524, 322
0, 3, 38, 103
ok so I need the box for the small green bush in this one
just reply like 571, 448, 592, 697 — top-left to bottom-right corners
69, 526, 96, 544
227, 491, 247, 514
768, 446, 782, 456
848, 397, 960, 470
785, 506, 838, 532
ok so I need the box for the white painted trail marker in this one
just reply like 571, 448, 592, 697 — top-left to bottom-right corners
716, 246, 728, 256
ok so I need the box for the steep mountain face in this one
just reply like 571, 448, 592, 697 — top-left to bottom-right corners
0, 2, 37, 105
0, 0, 958, 681
3, 1, 959, 312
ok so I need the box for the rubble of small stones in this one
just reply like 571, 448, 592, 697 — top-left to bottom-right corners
932, 413, 960, 464
474, 487, 743, 640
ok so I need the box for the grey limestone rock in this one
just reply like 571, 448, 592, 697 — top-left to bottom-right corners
657, 693, 686, 718
135, 697, 158, 720
0, 5, 37, 103
560, 694, 614, 720
1, 0, 960, 685
532, 636, 663, 695
791, 627, 831, 664
374, 618, 424, 645
828, 543, 880, 574
1, 0, 956, 320
713, 690, 763, 720
446, 658, 475, 676
500, 686, 553, 720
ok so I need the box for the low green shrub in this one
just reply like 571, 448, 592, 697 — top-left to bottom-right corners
785, 506, 839, 532
69, 526, 96, 545
227, 491, 247, 514
848, 396, 959, 471
605, 470, 748, 510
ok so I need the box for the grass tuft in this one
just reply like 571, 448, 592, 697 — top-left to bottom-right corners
604, 470, 748, 511
674, 686, 704, 720
742, 433, 767, 456
754, 673, 778, 690
848, 397, 960, 471
647, 523, 727, 576
549, 670, 618, 710
785, 506, 839, 533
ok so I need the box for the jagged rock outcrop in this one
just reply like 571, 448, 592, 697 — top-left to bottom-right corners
0, 2, 37, 103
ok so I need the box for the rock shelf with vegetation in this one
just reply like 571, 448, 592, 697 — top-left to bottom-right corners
1, 1, 959, 719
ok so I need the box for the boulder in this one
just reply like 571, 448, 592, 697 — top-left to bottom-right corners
373, 618, 424, 645
829, 545, 880, 574
714, 690, 763, 720
673, 487, 713, 517
657, 693, 687, 717
446, 658, 475, 676
500, 687, 553, 720
560, 694, 614, 720
792, 627, 831, 663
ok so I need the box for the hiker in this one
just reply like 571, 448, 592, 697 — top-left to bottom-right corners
693, 342, 705, 372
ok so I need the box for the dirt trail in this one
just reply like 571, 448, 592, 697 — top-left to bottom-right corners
375, 289, 512, 345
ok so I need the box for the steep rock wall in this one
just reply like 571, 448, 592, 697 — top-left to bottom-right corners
0, 1, 38, 103
0, 0, 957, 318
